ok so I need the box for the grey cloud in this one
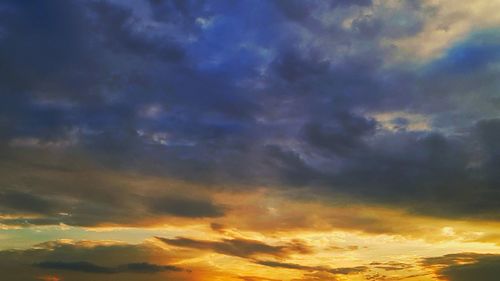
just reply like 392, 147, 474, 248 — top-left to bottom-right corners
0, 0, 500, 229
148, 196, 226, 218
120, 262, 183, 273
156, 236, 313, 258
36, 261, 115, 274
262, 145, 319, 187
0, 149, 226, 227
369, 261, 413, 271
255, 260, 368, 275
88, 1, 186, 63
0, 239, 190, 281
273, 51, 330, 82
274, 0, 372, 23
309, 119, 500, 220
35, 261, 182, 274
423, 253, 500, 281
0, 190, 55, 214
302, 112, 376, 156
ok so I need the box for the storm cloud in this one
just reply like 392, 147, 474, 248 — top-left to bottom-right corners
0, 0, 499, 234
1, 2, 500, 281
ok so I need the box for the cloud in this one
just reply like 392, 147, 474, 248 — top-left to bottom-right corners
155, 236, 312, 258
302, 112, 376, 155
273, 0, 372, 23
239, 276, 281, 281
0, 148, 227, 227
423, 253, 500, 281
36, 261, 116, 274
255, 260, 368, 275
0, 190, 54, 214
272, 50, 330, 82
369, 261, 413, 271
0, 239, 190, 281
87, 1, 186, 63
0, 0, 499, 231
315, 119, 500, 220
148, 196, 225, 218
388, 0, 500, 61
35, 261, 182, 274
120, 262, 183, 273
2, 1, 500, 280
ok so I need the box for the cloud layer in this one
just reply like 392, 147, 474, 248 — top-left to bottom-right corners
1, 1, 500, 280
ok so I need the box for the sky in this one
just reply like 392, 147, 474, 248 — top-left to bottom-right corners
1, 0, 500, 280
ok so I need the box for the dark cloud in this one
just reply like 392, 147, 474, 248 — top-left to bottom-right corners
438, 257, 500, 281
0, 147, 228, 227
422, 252, 487, 267
120, 262, 183, 273
350, 120, 500, 219
0, 0, 84, 90
0, 0, 499, 228
36, 261, 115, 274
255, 260, 368, 275
274, 0, 372, 22
148, 196, 225, 218
256, 260, 312, 271
239, 276, 281, 281
328, 0, 372, 8
156, 236, 312, 258
210, 222, 226, 232
88, 1, 186, 63
302, 112, 376, 156
35, 261, 182, 274
0, 240, 190, 281
273, 51, 330, 82
262, 145, 319, 186
423, 253, 500, 281
0, 190, 54, 214
369, 261, 413, 271
273, 0, 312, 22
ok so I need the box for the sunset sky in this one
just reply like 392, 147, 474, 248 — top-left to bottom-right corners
1, 1, 500, 280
